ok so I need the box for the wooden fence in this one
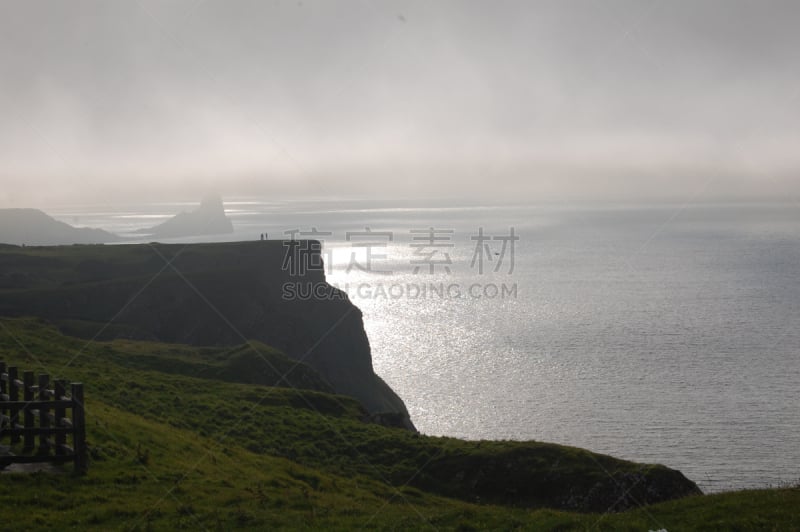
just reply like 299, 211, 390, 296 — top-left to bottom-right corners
0, 361, 87, 474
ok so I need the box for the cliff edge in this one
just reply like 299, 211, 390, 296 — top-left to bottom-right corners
0, 240, 413, 428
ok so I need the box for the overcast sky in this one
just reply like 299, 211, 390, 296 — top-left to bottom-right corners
1, 0, 799, 207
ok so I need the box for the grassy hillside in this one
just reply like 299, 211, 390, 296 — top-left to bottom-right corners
1, 318, 797, 530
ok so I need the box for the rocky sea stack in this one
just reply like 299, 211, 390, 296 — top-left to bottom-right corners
139, 195, 234, 238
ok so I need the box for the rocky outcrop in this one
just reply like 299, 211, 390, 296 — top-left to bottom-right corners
0, 240, 414, 429
0, 208, 119, 246
138, 195, 233, 238
413, 442, 702, 511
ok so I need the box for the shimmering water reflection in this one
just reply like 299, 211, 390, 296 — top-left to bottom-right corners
50, 200, 800, 492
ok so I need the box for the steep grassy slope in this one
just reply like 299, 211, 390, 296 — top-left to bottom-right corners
1, 319, 699, 506
3, 403, 798, 532
0, 318, 796, 530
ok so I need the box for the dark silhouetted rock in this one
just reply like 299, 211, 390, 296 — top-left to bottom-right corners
0, 240, 414, 429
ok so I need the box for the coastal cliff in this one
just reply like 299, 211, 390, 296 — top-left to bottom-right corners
0, 248, 706, 518
0, 240, 413, 428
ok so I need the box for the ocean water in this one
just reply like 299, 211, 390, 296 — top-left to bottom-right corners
49, 199, 800, 493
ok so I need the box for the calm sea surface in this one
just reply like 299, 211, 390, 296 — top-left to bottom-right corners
49, 199, 800, 493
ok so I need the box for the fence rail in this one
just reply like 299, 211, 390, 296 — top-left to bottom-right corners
0, 361, 87, 473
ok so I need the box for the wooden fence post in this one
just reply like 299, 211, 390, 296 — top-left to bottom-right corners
23, 370, 34, 451
38, 374, 50, 455
54, 379, 67, 456
71, 383, 87, 474
0, 361, 6, 438
1, 363, 88, 472
10, 367, 21, 445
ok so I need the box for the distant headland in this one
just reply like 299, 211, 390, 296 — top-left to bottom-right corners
0, 208, 120, 246
0, 196, 235, 246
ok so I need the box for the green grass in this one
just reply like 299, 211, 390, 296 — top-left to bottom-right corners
1, 317, 798, 530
